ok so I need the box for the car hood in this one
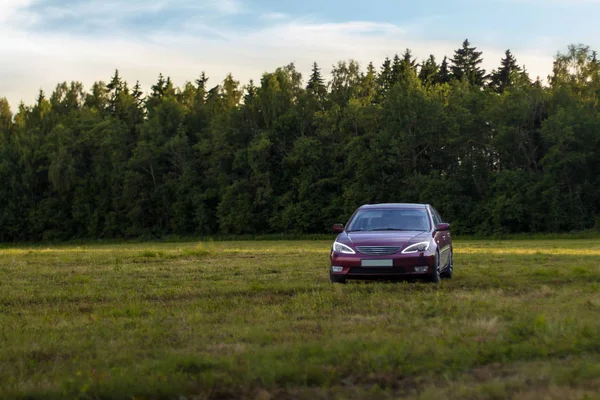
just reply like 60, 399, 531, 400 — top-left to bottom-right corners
341, 231, 430, 247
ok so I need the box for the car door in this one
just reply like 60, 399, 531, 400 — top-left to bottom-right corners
431, 207, 450, 268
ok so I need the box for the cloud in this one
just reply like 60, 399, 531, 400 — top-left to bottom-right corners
0, 0, 33, 22
4, 0, 244, 34
261, 12, 290, 21
213, 0, 243, 15
0, 2, 558, 110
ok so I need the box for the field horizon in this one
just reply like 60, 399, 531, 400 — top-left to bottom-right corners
1, 228, 599, 248
2, 238, 600, 399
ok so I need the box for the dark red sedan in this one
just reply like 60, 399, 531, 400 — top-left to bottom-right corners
329, 203, 453, 284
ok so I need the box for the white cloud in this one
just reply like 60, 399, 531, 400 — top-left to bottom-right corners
0, 4, 558, 110
0, 0, 33, 22
261, 12, 290, 21
213, 0, 243, 15
3, 0, 244, 32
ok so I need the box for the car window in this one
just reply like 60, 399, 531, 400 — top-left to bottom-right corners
431, 210, 441, 226
347, 209, 431, 232
430, 207, 443, 225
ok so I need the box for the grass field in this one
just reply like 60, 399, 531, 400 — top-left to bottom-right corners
2, 239, 600, 399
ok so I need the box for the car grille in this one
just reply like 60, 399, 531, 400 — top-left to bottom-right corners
356, 246, 401, 255
350, 267, 406, 274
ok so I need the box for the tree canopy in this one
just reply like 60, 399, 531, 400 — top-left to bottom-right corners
1, 40, 600, 241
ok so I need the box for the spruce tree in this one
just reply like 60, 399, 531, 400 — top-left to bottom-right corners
132, 81, 144, 107
391, 54, 402, 85
222, 74, 242, 109
489, 50, 522, 93
419, 55, 439, 85
107, 69, 125, 114
107, 70, 123, 93
244, 79, 257, 103
450, 39, 486, 86
36, 90, 46, 107
360, 61, 378, 102
131, 80, 145, 124
151, 73, 167, 99
378, 57, 393, 95
391, 49, 417, 84
164, 77, 175, 97
195, 72, 209, 104
306, 62, 327, 101
0, 98, 11, 139
401, 48, 417, 71
436, 56, 451, 84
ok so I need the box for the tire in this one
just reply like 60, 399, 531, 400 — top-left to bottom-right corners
441, 251, 453, 279
429, 251, 441, 283
330, 271, 347, 284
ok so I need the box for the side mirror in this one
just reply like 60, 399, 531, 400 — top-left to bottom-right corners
333, 223, 344, 233
437, 223, 450, 232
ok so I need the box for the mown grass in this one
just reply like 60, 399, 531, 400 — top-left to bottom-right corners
1, 239, 600, 399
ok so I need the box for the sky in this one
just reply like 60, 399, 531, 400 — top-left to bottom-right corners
1, 0, 600, 109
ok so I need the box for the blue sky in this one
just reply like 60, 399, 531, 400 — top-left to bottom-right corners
1, 0, 600, 108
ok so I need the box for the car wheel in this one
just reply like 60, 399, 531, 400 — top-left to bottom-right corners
330, 271, 347, 284
429, 251, 441, 283
441, 252, 453, 279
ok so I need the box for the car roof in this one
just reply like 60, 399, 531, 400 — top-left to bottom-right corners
359, 203, 429, 210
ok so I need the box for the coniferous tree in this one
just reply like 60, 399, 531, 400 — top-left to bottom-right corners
419, 55, 439, 86
107, 69, 130, 118
391, 54, 402, 85
401, 48, 417, 71
450, 39, 486, 86
107, 70, 123, 97
164, 77, 176, 97
391, 49, 417, 85
152, 73, 167, 98
489, 50, 522, 93
129, 80, 145, 128
377, 57, 393, 97
307, 62, 325, 93
436, 56, 451, 84
222, 73, 242, 109
195, 72, 209, 104
132, 81, 144, 107
244, 80, 257, 103
306, 62, 327, 103
0, 98, 11, 138
360, 62, 378, 103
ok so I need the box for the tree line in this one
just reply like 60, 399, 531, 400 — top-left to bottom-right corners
1, 40, 599, 241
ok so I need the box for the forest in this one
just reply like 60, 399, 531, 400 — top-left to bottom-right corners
1, 40, 599, 241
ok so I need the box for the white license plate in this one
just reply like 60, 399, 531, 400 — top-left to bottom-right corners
361, 259, 393, 267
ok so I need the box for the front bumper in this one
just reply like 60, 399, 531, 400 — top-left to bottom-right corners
330, 250, 436, 279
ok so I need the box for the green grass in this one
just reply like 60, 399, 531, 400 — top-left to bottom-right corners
2, 239, 600, 399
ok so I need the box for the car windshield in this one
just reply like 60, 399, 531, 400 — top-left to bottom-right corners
346, 209, 430, 232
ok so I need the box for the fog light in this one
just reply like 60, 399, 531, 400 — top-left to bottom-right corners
414, 266, 428, 273
331, 266, 343, 273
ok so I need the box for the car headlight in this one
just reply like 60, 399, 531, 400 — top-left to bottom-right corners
401, 241, 430, 254
333, 242, 356, 254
